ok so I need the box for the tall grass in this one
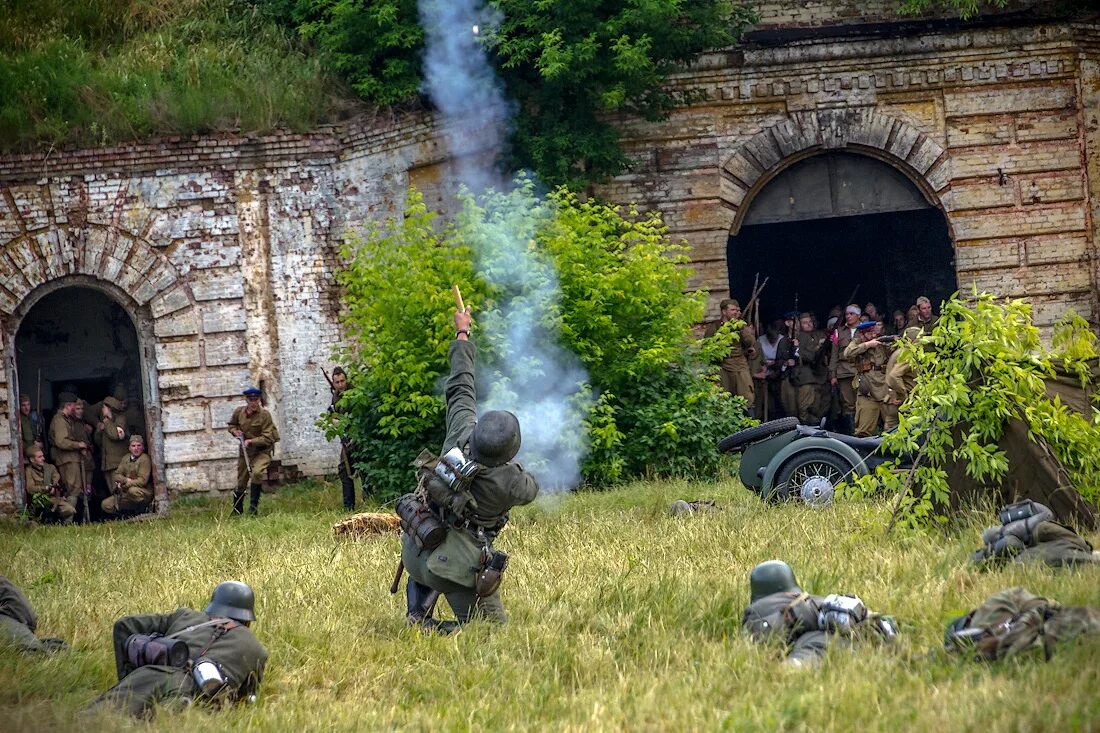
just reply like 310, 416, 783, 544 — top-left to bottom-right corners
2, 478, 1098, 731
0, 0, 349, 152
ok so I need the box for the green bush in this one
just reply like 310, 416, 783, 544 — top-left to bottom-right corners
323, 181, 751, 498
843, 292, 1100, 528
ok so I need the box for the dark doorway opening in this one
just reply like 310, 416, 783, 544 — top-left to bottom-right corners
726, 153, 957, 326
14, 286, 147, 519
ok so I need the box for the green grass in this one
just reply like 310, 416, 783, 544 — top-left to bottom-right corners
2, 477, 1099, 731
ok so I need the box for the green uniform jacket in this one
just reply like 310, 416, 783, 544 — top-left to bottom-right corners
227, 407, 279, 457
111, 607, 267, 695
25, 462, 61, 495
20, 413, 38, 458
844, 338, 894, 401
48, 412, 83, 467
0, 576, 37, 630
830, 326, 860, 380
742, 590, 829, 665
115, 454, 153, 492
792, 330, 829, 386
703, 320, 756, 370
96, 413, 130, 472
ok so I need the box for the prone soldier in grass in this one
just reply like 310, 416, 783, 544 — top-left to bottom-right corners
88, 581, 267, 718
0, 575, 67, 654
396, 302, 540, 633
227, 387, 279, 515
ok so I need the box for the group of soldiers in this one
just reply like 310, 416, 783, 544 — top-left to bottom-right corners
19, 386, 152, 524
706, 295, 938, 436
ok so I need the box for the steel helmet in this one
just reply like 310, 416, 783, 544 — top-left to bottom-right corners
205, 581, 256, 623
749, 560, 801, 602
469, 410, 521, 467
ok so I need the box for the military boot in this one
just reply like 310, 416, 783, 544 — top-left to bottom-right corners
248, 484, 262, 515
406, 580, 439, 627
232, 491, 245, 515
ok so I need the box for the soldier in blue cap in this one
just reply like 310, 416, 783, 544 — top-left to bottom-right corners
227, 388, 279, 515
843, 320, 898, 436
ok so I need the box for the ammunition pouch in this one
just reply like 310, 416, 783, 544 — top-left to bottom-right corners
475, 548, 509, 599
816, 594, 869, 636
125, 633, 190, 670
782, 594, 820, 639
395, 493, 448, 551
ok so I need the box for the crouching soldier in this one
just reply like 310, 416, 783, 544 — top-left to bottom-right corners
102, 435, 153, 517
742, 560, 898, 667
970, 500, 1099, 568
87, 581, 267, 718
945, 587, 1100, 661
25, 447, 75, 525
228, 388, 279, 515
1, 575, 68, 654
396, 305, 540, 633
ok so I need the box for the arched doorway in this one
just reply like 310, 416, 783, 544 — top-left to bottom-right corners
727, 152, 957, 325
12, 285, 148, 518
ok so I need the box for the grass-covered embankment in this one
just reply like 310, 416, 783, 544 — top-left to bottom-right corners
1, 478, 1098, 731
0, 0, 348, 153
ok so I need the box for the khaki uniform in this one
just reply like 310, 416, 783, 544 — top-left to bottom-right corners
885, 349, 916, 406
48, 411, 85, 492
792, 330, 829, 424
25, 462, 75, 524
19, 412, 40, 460
704, 320, 756, 409
227, 406, 279, 491
102, 453, 153, 516
830, 326, 860, 422
96, 412, 130, 474
401, 339, 540, 624
90, 607, 267, 717
844, 338, 899, 437
908, 315, 938, 336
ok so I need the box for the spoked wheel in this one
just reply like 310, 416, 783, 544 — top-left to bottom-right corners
771, 450, 852, 506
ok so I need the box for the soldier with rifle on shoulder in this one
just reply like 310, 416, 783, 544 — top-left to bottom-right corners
325, 366, 369, 511
393, 292, 540, 634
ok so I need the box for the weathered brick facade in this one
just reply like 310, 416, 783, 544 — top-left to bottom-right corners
0, 2, 1097, 511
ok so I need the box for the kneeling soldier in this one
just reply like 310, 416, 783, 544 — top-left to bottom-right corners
1, 575, 68, 654
88, 581, 267, 718
742, 560, 897, 667
102, 435, 153, 517
228, 388, 279, 515
25, 447, 75, 525
397, 305, 540, 632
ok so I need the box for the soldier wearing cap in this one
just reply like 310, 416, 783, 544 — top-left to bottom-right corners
95, 396, 129, 477
790, 312, 829, 425
227, 388, 279, 515
18, 394, 43, 461
102, 435, 153, 517
400, 306, 540, 633
703, 299, 757, 414
742, 560, 897, 667
25, 446, 75, 524
828, 305, 863, 433
48, 394, 88, 500
843, 320, 898, 437
88, 581, 267, 717
910, 295, 938, 335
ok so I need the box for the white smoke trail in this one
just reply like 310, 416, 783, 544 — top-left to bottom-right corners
418, 0, 592, 490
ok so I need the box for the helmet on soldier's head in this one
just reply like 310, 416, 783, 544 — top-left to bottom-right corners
749, 560, 801, 602
469, 410, 521, 467
206, 581, 256, 623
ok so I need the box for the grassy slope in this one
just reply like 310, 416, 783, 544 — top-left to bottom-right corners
1, 478, 1098, 732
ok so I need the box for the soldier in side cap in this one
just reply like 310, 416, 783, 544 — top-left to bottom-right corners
843, 320, 899, 437
227, 388, 279, 515
87, 581, 267, 717
910, 296, 938, 335
95, 396, 129, 477
398, 305, 540, 633
742, 561, 898, 667
703, 299, 757, 414
102, 435, 153, 517
48, 393, 88, 503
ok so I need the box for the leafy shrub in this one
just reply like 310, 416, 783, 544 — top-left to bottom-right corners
843, 292, 1100, 528
323, 182, 751, 498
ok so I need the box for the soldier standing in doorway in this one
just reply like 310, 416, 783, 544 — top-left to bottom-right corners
704, 299, 757, 415
48, 395, 89, 514
95, 397, 129, 478
911, 295, 938, 335
829, 305, 862, 434
227, 388, 279, 516
790, 312, 830, 425
18, 394, 43, 462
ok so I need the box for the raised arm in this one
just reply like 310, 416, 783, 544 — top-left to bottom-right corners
442, 308, 478, 453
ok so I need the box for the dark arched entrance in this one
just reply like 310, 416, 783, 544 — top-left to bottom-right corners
13, 286, 147, 517
727, 152, 956, 325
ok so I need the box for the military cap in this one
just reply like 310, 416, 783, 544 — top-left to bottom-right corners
243, 387, 262, 398
856, 320, 879, 331
783, 310, 800, 320
58, 391, 78, 406
104, 396, 124, 411
128, 434, 144, 446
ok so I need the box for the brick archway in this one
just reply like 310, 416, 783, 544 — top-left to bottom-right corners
0, 224, 195, 513
719, 109, 951, 236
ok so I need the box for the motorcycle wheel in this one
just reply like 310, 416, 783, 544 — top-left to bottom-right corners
718, 417, 800, 453
770, 449, 853, 504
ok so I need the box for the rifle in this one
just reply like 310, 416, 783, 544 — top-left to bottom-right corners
320, 365, 357, 481
79, 459, 90, 524
237, 434, 253, 483
845, 284, 861, 309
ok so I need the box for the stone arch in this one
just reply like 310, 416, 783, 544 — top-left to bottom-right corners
720, 108, 952, 237
0, 224, 196, 513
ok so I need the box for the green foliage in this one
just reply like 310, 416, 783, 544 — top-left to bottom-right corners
325, 182, 750, 497
270, 1, 755, 187
898, 0, 1008, 17
843, 292, 1100, 528
0, 0, 341, 152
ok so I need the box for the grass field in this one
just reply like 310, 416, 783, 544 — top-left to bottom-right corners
2, 477, 1098, 732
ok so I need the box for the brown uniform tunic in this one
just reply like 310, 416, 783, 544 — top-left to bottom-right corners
25, 462, 75, 524
227, 406, 279, 490
704, 320, 756, 408
844, 338, 899, 437
48, 412, 85, 492
103, 453, 153, 515
792, 329, 829, 424
96, 413, 130, 474
885, 349, 916, 406
830, 325, 860, 418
